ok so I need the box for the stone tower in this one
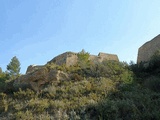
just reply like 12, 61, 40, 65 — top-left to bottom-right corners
137, 34, 160, 63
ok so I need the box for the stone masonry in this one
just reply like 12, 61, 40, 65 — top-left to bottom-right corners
137, 34, 160, 63
47, 52, 78, 67
47, 51, 119, 67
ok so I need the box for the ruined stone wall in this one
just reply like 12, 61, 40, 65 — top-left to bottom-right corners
66, 53, 78, 66
48, 52, 78, 66
137, 34, 160, 63
89, 55, 99, 63
51, 52, 68, 65
48, 51, 119, 66
26, 51, 119, 75
98, 52, 119, 62
89, 53, 119, 63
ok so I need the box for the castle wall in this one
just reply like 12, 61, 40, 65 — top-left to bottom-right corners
98, 52, 119, 62
48, 52, 78, 66
137, 35, 160, 63
47, 51, 119, 66
66, 53, 78, 66
48, 52, 68, 66
26, 52, 119, 74
89, 55, 99, 63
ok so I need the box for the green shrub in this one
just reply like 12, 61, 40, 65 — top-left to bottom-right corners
0, 93, 8, 112
42, 84, 56, 98
92, 84, 160, 120
28, 98, 49, 113
15, 110, 34, 120
144, 76, 160, 92
149, 49, 160, 70
0, 72, 9, 92
50, 100, 66, 109
14, 88, 36, 100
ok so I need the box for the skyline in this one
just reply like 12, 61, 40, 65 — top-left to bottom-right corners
1, 0, 160, 73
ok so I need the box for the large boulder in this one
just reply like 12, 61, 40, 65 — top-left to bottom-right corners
137, 34, 160, 63
26, 65, 44, 74
13, 66, 69, 91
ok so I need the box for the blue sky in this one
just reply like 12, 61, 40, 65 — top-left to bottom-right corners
1, 0, 160, 74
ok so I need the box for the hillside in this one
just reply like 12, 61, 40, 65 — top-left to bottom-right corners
0, 50, 160, 120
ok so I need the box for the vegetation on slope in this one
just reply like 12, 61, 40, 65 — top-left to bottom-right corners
0, 50, 160, 120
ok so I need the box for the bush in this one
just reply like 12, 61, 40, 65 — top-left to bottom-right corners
91, 83, 160, 120
144, 76, 160, 92
14, 88, 36, 100
15, 110, 34, 120
42, 84, 56, 98
0, 72, 9, 92
149, 49, 160, 70
28, 98, 49, 113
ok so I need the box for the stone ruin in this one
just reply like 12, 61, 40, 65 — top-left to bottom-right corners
12, 51, 119, 92
25, 51, 119, 74
137, 34, 160, 63
47, 51, 119, 67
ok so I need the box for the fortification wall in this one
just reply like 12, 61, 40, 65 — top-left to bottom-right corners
48, 51, 119, 66
137, 34, 160, 63
26, 52, 119, 74
89, 55, 99, 63
98, 52, 119, 62
48, 52, 78, 66
66, 53, 78, 66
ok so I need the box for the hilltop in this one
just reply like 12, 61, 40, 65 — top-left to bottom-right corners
1, 35, 160, 119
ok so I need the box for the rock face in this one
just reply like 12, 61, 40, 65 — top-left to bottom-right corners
14, 67, 69, 91
137, 34, 160, 63
14, 67, 48, 91
26, 65, 44, 74
48, 51, 119, 66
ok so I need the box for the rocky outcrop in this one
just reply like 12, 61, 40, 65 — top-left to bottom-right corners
26, 65, 43, 74
137, 34, 160, 63
13, 67, 69, 91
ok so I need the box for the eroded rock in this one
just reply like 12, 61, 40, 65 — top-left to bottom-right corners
14, 67, 69, 91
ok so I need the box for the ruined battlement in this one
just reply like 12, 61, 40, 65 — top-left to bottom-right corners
47, 51, 119, 66
26, 51, 119, 74
47, 52, 78, 67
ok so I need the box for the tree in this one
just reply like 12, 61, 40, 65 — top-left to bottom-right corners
77, 49, 90, 61
77, 49, 90, 69
0, 67, 9, 91
0, 67, 2, 74
149, 49, 160, 70
7, 56, 21, 79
